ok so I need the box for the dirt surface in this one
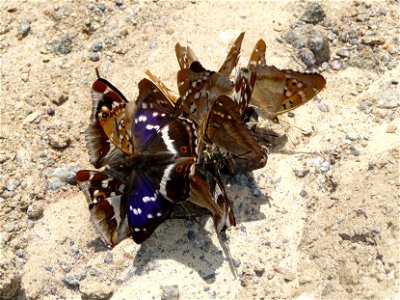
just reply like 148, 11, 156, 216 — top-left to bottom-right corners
0, 1, 399, 299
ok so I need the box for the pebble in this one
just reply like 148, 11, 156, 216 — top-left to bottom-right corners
6, 179, 20, 191
49, 167, 78, 185
48, 134, 71, 149
336, 48, 350, 58
254, 266, 265, 277
298, 47, 316, 67
27, 204, 44, 220
62, 273, 85, 289
15, 249, 24, 258
70, 245, 80, 255
47, 177, 65, 190
318, 102, 330, 112
187, 229, 196, 242
294, 169, 309, 178
161, 284, 179, 300
320, 161, 331, 172
386, 124, 397, 133
329, 60, 342, 70
300, 2, 326, 24
115, 0, 124, 6
267, 273, 275, 280
148, 40, 158, 49
104, 251, 113, 264
376, 93, 399, 109
23, 111, 42, 124
89, 52, 100, 62
17, 19, 31, 39
91, 40, 103, 52
338, 32, 348, 43
300, 190, 308, 197
233, 258, 241, 268
349, 147, 360, 156
53, 34, 72, 54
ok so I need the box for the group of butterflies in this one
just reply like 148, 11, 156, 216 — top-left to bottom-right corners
76, 32, 326, 248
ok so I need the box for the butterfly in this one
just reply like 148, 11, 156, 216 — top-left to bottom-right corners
79, 72, 237, 246
79, 74, 198, 245
247, 39, 327, 120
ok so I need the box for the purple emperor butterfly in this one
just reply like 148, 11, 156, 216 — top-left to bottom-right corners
248, 39, 326, 120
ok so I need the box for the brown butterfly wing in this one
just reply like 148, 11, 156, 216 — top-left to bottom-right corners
251, 65, 326, 118
145, 70, 178, 104
205, 95, 267, 173
248, 39, 267, 68
175, 43, 199, 70
218, 32, 245, 78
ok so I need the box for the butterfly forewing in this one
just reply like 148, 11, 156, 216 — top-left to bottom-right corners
248, 39, 267, 68
76, 170, 130, 247
175, 43, 199, 70
218, 32, 245, 78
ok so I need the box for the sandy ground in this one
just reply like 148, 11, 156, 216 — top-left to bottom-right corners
0, 1, 399, 299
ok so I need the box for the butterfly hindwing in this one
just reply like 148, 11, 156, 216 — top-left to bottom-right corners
76, 170, 130, 247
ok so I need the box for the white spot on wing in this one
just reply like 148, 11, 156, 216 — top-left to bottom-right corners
161, 125, 177, 155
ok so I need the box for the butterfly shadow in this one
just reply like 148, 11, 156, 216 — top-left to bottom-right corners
131, 215, 230, 283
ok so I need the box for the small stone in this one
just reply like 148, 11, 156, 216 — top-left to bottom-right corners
320, 161, 331, 172
47, 107, 55, 116
45, 266, 53, 272
48, 134, 71, 149
104, 251, 113, 264
6, 179, 20, 191
329, 60, 342, 70
386, 124, 397, 133
338, 32, 348, 43
300, 2, 326, 24
161, 284, 179, 300
27, 204, 44, 220
318, 102, 330, 112
53, 34, 72, 54
115, 0, 123, 6
186, 230, 196, 242
51, 91, 68, 106
300, 190, 307, 197
49, 167, 78, 185
47, 178, 65, 190
298, 47, 316, 67
391, 80, 398, 85
287, 112, 295, 118
15, 249, 24, 258
233, 258, 241, 268
70, 245, 80, 255
376, 93, 399, 109
89, 52, 100, 62
80, 279, 113, 299
294, 169, 309, 178
254, 266, 265, 277
91, 40, 103, 52
3, 223, 18, 233
23, 111, 42, 124
349, 147, 360, 156
336, 48, 350, 58
62, 273, 84, 289
17, 20, 31, 39
267, 273, 275, 280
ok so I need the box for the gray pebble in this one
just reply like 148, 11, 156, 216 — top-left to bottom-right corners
391, 80, 398, 85
51, 91, 68, 106
187, 229, 196, 242
320, 161, 331, 172
91, 40, 103, 52
329, 60, 342, 70
338, 32, 348, 43
6, 179, 20, 191
349, 147, 360, 156
267, 273, 275, 280
300, 190, 308, 197
27, 204, 44, 220
18, 20, 31, 39
233, 258, 241, 268
300, 2, 326, 24
161, 284, 179, 300
298, 47, 316, 67
115, 0, 123, 5
48, 134, 71, 149
49, 167, 78, 185
47, 178, 65, 190
3, 223, 18, 233
45, 266, 53, 272
254, 266, 265, 277
104, 251, 113, 264
287, 112, 295, 118
70, 245, 80, 255
53, 34, 72, 55
318, 102, 330, 112
15, 249, 24, 258
376, 93, 399, 109
336, 48, 350, 58
62, 274, 84, 289
89, 52, 100, 62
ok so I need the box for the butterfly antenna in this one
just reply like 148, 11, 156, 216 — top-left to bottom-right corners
95, 68, 101, 79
